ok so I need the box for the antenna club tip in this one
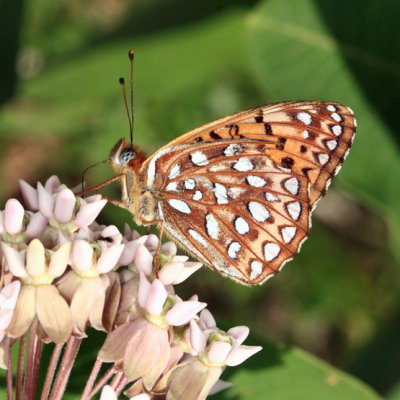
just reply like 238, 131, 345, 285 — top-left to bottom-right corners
128, 50, 134, 60
119, 77, 125, 84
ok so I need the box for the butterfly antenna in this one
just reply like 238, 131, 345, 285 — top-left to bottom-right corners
81, 159, 109, 195
128, 49, 135, 145
119, 77, 132, 140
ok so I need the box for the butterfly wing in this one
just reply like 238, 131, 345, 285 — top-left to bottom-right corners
141, 101, 356, 285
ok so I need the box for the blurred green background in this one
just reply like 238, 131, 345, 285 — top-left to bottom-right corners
1, 0, 399, 398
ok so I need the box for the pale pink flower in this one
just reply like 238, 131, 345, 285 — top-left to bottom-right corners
57, 225, 124, 335
1, 239, 72, 343
0, 281, 21, 343
19, 177, 106, 234
99, 273, 206, 389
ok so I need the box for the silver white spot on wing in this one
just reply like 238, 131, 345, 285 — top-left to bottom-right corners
166, 182, 178, 192
347, 106, 355, 115
331, 112, 342, 122
184, 178, 196, 190
248, 201, 270, 222
286, 201, 301, 221
192, 190, 203, 201
169, 164, 180, 180
250, 260, 263, 280
168, 199, 191, 214
283, 177, 299, 195
297, 112, 312, 125
303, 130, 310, 139
281, 226, 297, 244
235, 217, 250, 235
206, 214, 219, 239
354, 117, 358, 127
233, 158, 254, 172
246, 175, 267, 187
190, 151, 208, 166
326, 139, 337, 151
318, 153, 329, 165
213, 183, 228, 204
264, 242, 281, 261
228, 241, 241, 260
188, 229, 208, 248
332, 125, 342, 136
265, 192, 279, 202
327, 105, 337, 112
224, 144, 243, 156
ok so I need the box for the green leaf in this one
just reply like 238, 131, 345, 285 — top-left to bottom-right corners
247, 0, 400, 261
215, 338, 382, 400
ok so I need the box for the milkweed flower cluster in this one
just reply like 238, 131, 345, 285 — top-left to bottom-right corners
0, 176, 261, 399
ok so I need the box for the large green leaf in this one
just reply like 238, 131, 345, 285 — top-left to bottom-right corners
247, 0, 400, 260
214, 337, 381, 400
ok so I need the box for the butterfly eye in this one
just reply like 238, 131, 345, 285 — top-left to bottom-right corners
119, 147, 136, 164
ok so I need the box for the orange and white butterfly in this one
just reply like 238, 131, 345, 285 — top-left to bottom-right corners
93, 51, 356, 285
108, 98, 356, 285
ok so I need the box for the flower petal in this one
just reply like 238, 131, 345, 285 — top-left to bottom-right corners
169, 262, 202, 285
44, 175, 61, 193
160, 242, 177, 257
224, 344, 262, 366
4, 199, 24, 235
145, 279, 167, 316
207, 341, 232, 365
166, 301, 207, 326
26, 212, 48, 238
0, 281, 21, 310
75, 199, 107, 228
100, 385, 117, 400
1, 243, 26, 277
158, 262, 184, 285
49, 242, 72, 277
99, 319, 146, 362
6, 285, 36, 338
137, 272, 151, 308
72, 239, 93, 271
19, 180, 39, 211
134, 244, 153, 275
96, 244, 125, 273
199, 309, 216, 330
227, 326, 249, 345
54, 188, 76, 223
26, 239, 46, 276
37, 182, 54, 218
119, 236, 148, 266
36, 285, 71, 344
190, 319, 207, 353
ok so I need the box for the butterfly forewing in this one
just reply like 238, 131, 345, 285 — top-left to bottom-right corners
140, 101, 356, 285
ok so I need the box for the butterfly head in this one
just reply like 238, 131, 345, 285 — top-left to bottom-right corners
110, 137, 146, 174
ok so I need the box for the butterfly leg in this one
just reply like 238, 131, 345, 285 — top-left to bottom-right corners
145, 220, 164, 278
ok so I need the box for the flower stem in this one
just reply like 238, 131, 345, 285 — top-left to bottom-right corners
88, 365, 115, 399
49, 337, 81, 400
41, 344, 64, 400
7, 340, 13, 400
80, 359, 102, 400
23, 319, 39, 400
115, 375, 127, 396
32, 339, 43, 398
16, 334, 26, 400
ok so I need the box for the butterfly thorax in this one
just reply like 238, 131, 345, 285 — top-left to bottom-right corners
110, 138, 159, 225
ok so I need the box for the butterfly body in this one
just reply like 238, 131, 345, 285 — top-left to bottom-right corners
109, 101, 356, 285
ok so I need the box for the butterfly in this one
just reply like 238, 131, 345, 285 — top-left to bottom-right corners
107, 96, 356, 285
